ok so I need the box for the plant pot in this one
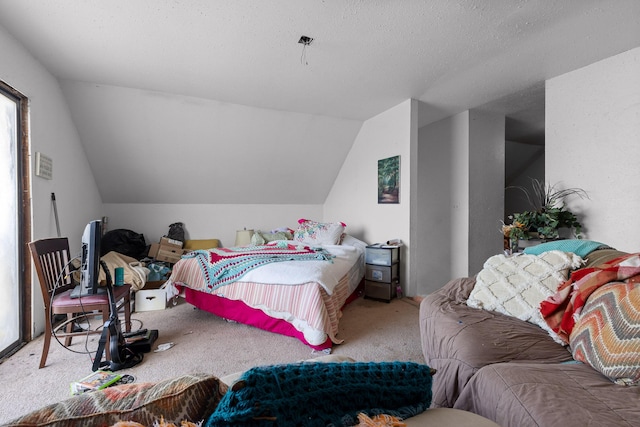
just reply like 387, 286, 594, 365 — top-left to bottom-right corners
517, 238, 545, 249
557, 228, 574, 239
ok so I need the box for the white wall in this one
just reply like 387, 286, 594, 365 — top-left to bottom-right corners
546, 47, 640, 252
61, 81, 363, 205
416, 109, 504, 294
416, 111, 469, 293
102, 203, 324, 248
0, 26, 102, 336
468, 110, 505, 274
324, 100, 414, 295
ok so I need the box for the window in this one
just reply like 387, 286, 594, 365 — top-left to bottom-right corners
0, 80, 31, 359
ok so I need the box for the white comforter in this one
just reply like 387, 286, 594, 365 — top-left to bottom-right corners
239, 242, 363, 294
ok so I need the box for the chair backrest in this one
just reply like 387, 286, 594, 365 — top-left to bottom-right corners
28, 238, 74, 306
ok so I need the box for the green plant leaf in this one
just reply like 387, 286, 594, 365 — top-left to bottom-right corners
504, 179, 588, 240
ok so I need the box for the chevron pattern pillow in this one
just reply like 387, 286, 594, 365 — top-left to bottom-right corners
570, 282, 640, 385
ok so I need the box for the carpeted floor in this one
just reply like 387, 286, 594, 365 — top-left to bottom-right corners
0, 295, 424, 424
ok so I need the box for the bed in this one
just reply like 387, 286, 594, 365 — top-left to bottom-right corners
164, 223, 367, 351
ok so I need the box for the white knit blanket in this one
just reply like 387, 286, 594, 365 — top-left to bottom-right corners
467, 250, 583, 334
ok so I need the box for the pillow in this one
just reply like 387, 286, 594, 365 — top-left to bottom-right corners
583, 249, 630, 269
6, 374, 227, 427
523, 239, 609, 258
340, 234, 368, 251
570, 282, 640, 385
205, 361, 434, 427
183, 239, 220, 251
467, 250, 583, 340
293, 218, 345, 246
250, 230, 292, 246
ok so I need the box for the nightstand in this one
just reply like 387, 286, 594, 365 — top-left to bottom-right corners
364, 244, 400, 302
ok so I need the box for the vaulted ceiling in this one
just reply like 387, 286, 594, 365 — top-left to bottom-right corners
0, 1, 638, 203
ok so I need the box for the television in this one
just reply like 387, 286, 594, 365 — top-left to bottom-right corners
70, 220, 106, 298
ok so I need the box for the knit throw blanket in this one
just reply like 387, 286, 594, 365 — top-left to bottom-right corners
205, 361, 434, 427
540, 252, 640, 344
185, 243, 334, 292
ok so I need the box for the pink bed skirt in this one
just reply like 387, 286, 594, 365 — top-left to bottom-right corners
184, 282, 363, 351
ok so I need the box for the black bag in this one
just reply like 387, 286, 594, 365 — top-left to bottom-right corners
167, 222, 185, 243
100, 229, 147, 259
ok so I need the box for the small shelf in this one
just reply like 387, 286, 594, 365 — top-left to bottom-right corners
364, 245, 400, 302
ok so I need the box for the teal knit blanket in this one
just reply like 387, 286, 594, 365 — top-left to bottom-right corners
205, 361, 435, 427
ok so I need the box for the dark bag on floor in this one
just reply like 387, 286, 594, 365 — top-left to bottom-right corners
101, 229, 147, 260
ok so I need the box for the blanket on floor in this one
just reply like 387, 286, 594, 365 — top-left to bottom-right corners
205, 361, 434, 427
540, 252, 640, 343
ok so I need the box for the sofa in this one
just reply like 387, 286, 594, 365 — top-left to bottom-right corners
419, 243, 640, 427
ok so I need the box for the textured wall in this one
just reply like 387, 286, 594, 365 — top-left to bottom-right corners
546, 47, 640, 252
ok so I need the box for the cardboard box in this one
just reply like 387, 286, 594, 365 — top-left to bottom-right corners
135, 287, 166, 311
148, 242, 160, 258
148, 237, 187, 264
160, 236, 183, 248
149, 237, 186, 263
156, 246, 185, 263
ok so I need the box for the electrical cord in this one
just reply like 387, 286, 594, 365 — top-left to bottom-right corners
48, 253, 144, 364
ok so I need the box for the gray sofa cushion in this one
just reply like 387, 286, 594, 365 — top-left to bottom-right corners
454, 362, 640, 427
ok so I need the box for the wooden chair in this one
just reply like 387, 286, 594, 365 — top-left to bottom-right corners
28, 237, 131, 368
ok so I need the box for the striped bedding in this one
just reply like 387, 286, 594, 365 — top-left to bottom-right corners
165, 236, 366, 348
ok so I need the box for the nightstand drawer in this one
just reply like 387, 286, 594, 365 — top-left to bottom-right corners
364, 280, 397, 302
365, 246, 399, 266
365, 263, 399, 283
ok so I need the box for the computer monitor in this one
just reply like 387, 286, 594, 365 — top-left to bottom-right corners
70, 220, 106, 298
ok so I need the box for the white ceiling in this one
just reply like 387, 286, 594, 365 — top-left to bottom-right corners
0, 0, 639, 203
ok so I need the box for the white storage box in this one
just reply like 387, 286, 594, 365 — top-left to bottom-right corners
135, 286, 166, 312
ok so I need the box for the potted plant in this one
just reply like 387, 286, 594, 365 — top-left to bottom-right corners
503, 179, 589, 248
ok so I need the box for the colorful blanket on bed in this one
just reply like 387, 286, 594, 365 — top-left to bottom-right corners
185, 243, 334, 292
540, 252, 640, 344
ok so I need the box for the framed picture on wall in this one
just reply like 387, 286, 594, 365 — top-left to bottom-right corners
378, 155, 400, 204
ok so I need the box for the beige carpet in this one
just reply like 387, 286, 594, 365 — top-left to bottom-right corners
0, 295, 424, 424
